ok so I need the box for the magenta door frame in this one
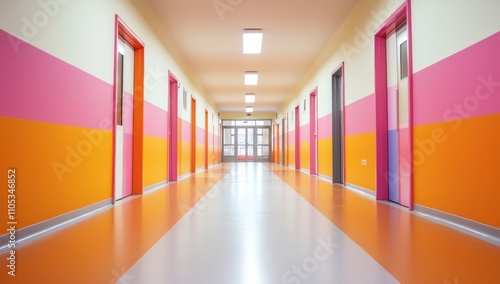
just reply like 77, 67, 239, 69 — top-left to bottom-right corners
374, 0, 414, 210
294, 105, 300, 170
168, 71, 178, 181
309, 87, 318, 175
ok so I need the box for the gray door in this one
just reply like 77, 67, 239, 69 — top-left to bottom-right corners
332, 68, 344, 184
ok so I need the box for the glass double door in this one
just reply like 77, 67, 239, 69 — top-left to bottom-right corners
237, 128, 254, 161
223, 127, 271, 162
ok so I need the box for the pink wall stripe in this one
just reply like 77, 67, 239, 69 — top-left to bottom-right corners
345, 94, 376, 135
208, 133, 214, 146
414, 32, 500, 126
144, 102, 167, 138
317, 113, 332, 139
300, 123, 310, 142
196, 126, 205, 144
181, 119, 191, 141
288, 129, 295, 144
0, 30, 113, 130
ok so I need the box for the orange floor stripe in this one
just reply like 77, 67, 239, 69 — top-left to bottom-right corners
2, 163, 499, 283
0, 165, 232, 284
267, 163, 500, 283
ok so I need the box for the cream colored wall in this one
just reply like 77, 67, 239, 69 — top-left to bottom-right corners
412, 0, 500, 73
278, 0, 405, 122
0, 0, 115, 84
129, 0, 218, 131
0, 0, 218, 137
279, 0, 500, 122
220, 112, 276, 120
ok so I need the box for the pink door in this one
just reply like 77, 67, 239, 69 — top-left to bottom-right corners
310, 90, 317, 175
295, 105, 300, 170
168, 73, 178, 181
386, 23, 410, 207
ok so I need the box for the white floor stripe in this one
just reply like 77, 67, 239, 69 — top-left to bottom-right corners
119, 163, 399, 284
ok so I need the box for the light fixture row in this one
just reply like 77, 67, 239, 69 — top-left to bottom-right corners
244, 73, 257, 113
244, 94, 256, 113
243, 29, 263, 113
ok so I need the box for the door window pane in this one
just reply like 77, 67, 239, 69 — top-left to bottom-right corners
247, 146, 254, 160
257, 146, 270, 157
262, 129, 269, 144
116, 53, 124, 126
235, 120, 256, 126
223, 128, 235, 144
238, 146, 246, 160
255, 120, 271, 126
224, 146, 235, 156
238, 129, 246, 145
400, 40, 408, 79
247, 129, 254, 145
257, 135, 263, 144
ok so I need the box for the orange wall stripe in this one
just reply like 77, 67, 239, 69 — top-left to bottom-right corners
414, 114, 500, 227
0, 117, 112, 229
345, 132, 376, 190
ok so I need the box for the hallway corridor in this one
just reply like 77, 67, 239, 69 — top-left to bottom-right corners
1, 163, 499, 283
2, 0, 500, 283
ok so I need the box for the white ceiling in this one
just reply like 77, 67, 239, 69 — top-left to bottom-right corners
146, 0, 359, 112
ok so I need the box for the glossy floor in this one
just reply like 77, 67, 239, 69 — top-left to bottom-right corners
1, 163, 499, 283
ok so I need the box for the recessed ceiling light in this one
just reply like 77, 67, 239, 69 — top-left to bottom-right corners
246, 106, 254, 113
245, 94, 255, 103
245, 71, 258, 85
243, 29, 263, 54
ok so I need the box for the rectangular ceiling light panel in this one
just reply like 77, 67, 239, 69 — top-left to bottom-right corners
245, 94, 256, 103
245, 72, 258, 85
243, 29, 263, 54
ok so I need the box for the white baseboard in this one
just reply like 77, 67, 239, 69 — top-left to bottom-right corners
413, 204, 500, 246
318, 174, 333, 182
0, 199, 112, 251
344, 183, 376, 199
144, 181, 168, 194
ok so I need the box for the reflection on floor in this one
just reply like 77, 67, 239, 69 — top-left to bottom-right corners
1, 163, 499, 283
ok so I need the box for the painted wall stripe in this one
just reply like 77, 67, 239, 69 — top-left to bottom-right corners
300, 123, 310, 142
181, 119, 191, 141
196, 126, 205, 144
345, 94, 376, 136
144, 102, 167, 138
0, 30, 113, 130
414, 32, 500, 126
317, 113, 332, 139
